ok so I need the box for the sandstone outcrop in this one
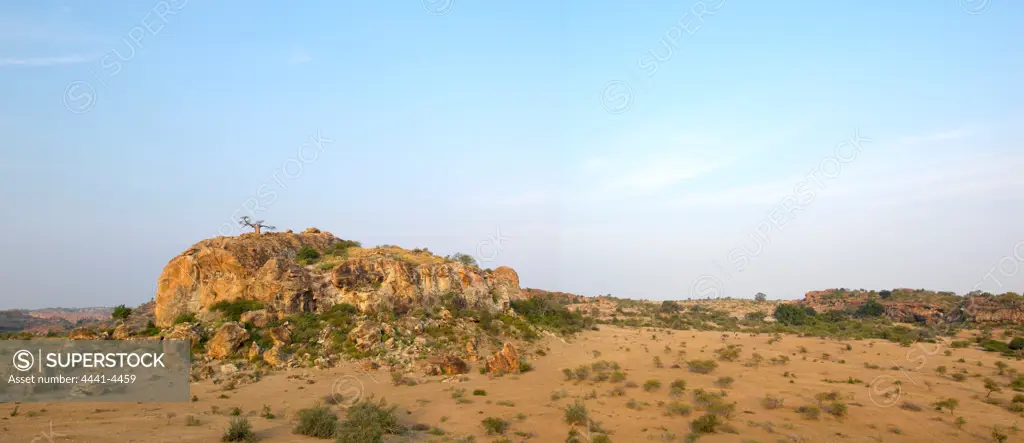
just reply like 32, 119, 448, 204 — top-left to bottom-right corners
206, 322, 249, 359
154, 231, 524, 327
420, 355, 470, 376
485, 342, 520, 375
165, 322, 202, 345
247, 342, 261, 361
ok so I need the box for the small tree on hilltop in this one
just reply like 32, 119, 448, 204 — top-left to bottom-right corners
238, 216, 275, 235
448, 253, 478, 267
660, 300, 682, 313
754, 292, 767, 303
111, 304, 132, 321
773, 304, 813, 326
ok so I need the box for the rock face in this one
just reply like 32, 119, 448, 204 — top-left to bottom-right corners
798, 288, 1024, 325
206, 322, 249, 359
485, 342, 520, 375
154, 231, 524, 327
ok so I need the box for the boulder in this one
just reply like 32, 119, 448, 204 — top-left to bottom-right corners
165, 322, 202, 347
240, 310, 271, 328
269, 324, 292, 347
68, 328, 99, 340
207, 322, 249, 359
485, 342, 520, 375
348, 321, 382, 352
247, 342, 262, 361
112, 324, 133, 340
263, 346, 288, 368
421, 355, 470, 376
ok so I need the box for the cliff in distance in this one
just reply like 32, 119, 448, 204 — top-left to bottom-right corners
799, 288, 1024, 324
154, 228, 524, 327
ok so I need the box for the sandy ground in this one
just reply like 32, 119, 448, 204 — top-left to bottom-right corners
2, 326, 1022, 442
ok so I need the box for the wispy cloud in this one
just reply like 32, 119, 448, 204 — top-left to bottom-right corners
591, 156, 731, 196
665, 146, 1024, 211
0, 54, 94, 67
897, 128, 973, 145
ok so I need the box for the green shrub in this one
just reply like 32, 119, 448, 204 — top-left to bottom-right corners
823, 401, 848, 418
993, 428, 1008, 443
324, 240, 361, 256
334, 397, 403, 443
773, 304, 815, 326
714, 345, 742, 362
1010, 337, 1024, 350
564, 401, 588, 426
1012, 374, 1024, 390
510, 298, 593, 335
981, 339, 1012, 354
796, 405, 821, 420
855, 299, 885, 317
643, 379, 662, 392
481, 417, 509, 435
714, 376, 734, 388
294, 405, 338, 438
932, 398, 958, 414
761, 395, 784, 409
173, 312, 197, 325
111, 305, 132, 321
209, 299, 265, 322
687, 360, 718, 374
222, 417, 256, 442
665, 401, 692, 416
297, 246, 321, 264
690, 414, 721, 434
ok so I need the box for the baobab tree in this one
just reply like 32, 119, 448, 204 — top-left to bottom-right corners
238, 216, 275, 235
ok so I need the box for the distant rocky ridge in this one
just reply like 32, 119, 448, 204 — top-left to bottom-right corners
799, 288, 1024, 324
0, 307, 111, 333
154, 229, 525, 327
26, 307, 112, 322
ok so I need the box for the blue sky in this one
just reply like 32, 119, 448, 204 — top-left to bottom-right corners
1, 1, 1022, 309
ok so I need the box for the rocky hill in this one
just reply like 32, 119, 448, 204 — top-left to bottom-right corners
27, 306, 111, 321
155, 229, 525, 327
799, 288, 1024, 324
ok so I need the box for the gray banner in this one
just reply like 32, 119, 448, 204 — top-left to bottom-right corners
0, 340, 190, 402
